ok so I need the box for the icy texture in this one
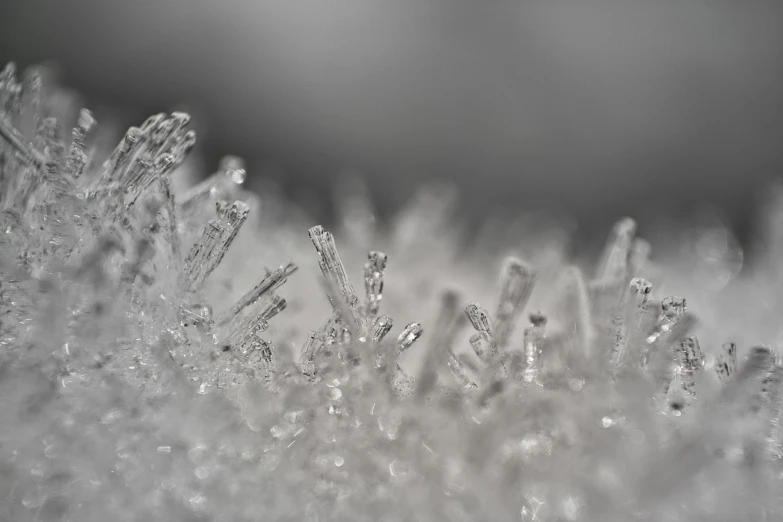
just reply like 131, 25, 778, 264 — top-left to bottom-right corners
2, 62, 783, 522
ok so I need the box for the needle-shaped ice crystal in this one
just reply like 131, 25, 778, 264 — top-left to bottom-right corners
715, 342, 737, 388
308, 225, 363, 331
299, 332, 320, 381
493, 257, 535, 350
182, 201, 249, 292
765, 365, 783, 458
646, 296, 687, 346
67, 108, 95, 179
522, 312, 547, 384
668, 336, 704, 412
465, 302, 495, 361
154, 174, 181, 269
221, 294, 286, 354
0, 110, 44, 168
417, 290, 467, 397
396, 322, 423, 356
611, 278, 653, 370
596, 217, 636, 281
645, 311, 697, 391
363, 251, 387, 318
372, 315, 393, 343
180, 156, 246, 213
216, 262, 297, 326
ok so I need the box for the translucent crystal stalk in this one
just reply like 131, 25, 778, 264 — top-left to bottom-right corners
492, 257, 536, 350
522, 312, 547, 384
155, 174, 181, 269
38, 117, 76, 201
363, 250, 387, 318
396, 322, 423, 356
179, 155, 246, 213
0, 63, 21, 118
221, 294, 286, 353
667, 336, 704, 412
299, 331, 320, 381
182, 201, 249, 292
645, 296, 687, 348
646, 311, 697, 391
465, 302, 495, 361
629, 237, 651, 276
179, 303, 214, 336
390, 364, 417, 399
417, 290, 467, 396
0, 112, 44, 168
371, 315, 393, 343
560, 266, 595, 361
67, 108, 95, 178
122, 153, 178, 211
308, 225, 363, 332
90, 126, 144, 193
596, 217, 636, 281
766, 365, 783, 459
715, 342, 738, 388
216, 261, 297, 326
611, 277, 653, 370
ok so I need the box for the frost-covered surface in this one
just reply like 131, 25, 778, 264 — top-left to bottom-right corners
1, 62, 783, 521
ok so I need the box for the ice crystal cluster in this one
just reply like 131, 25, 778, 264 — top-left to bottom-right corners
1, 62, 783, 521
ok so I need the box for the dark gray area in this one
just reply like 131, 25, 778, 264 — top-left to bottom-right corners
1, 0, 782, 249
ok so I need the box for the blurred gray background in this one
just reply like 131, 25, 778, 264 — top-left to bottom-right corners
1, 0, 782, 249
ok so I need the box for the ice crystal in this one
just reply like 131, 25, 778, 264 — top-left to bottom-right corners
1, 62, 783, 521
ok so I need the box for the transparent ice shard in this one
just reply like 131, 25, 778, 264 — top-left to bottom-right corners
298, 313, 350, 382
522, 312, 547, 384
179, 155, 246, 214
299, 331, 320, 381
0, 114, 43, 168
182, 200, 249, 292
645, 296, 687, 347
121, 153, 178, 211
216, 261, 297, 326
221, 294, 286, 353
645, 310, 697, 392
363, 251, 387, 318
0, 63, 22, 119
371, 315, 393, 343
667, 336, 704, 413
33, 116, 77, 204
417, 290, 467, 397
596, 217, 636, 282
629, 238, 651, 276
396, 322, 423, 357
765, 365, 783, 459
67, 108, 95, 179
88, 113, 194, 226
715, 342, 738, 388
308, 225, 363, 332
611, 278, 653, 371
155, 174, 181, 270
390, 364, 417, 399
90, 126, 145, 192
558, 266, 595, 362
465, 302, 495, 362
179, 303, 214, 336
492, 257, 535, 350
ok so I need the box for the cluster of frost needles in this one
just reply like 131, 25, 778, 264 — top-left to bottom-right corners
1, 62, 783, 522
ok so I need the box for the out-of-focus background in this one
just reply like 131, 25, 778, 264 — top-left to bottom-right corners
1, 0, 782, 250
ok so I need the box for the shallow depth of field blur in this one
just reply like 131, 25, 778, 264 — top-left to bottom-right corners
4, 3, 783, 522
1, 0, 782, 250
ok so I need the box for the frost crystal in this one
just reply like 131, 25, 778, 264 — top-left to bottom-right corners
2, 61, 783, 521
